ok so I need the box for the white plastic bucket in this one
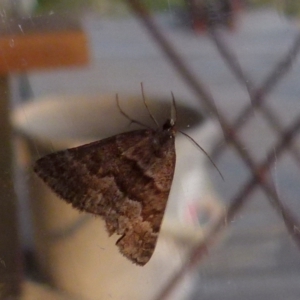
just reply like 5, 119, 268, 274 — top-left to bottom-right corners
12, 94, 223, 300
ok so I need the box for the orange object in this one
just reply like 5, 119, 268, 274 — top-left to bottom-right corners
0, 14, 89, 74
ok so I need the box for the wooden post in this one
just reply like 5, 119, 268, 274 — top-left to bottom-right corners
0, 15, 89, 297
0, 75, 21, 298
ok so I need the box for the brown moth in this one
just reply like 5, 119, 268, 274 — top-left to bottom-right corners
34, 95, 176, 266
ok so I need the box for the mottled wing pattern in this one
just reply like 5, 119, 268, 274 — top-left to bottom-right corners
34, 129, 176, 265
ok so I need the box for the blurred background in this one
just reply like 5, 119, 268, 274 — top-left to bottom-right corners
1, 0, 300, 299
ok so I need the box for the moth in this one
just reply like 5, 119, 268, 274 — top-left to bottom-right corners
34, 91, 177, 266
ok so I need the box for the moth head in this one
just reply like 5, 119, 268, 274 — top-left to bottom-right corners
162, 119, 176, 136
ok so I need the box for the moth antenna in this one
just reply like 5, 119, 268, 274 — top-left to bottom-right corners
116, 94, 151, 129
170, 92, 177, 126
140, 82, 159, 128
179, 130, 224, 180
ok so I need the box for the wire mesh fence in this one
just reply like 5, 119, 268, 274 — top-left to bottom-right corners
123, 1, 300, 299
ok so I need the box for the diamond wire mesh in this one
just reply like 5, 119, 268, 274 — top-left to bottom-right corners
124, 1, 300, 299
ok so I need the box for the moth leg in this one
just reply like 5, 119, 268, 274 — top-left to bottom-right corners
116, 94, 151, 129
140, 82, 159, 128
